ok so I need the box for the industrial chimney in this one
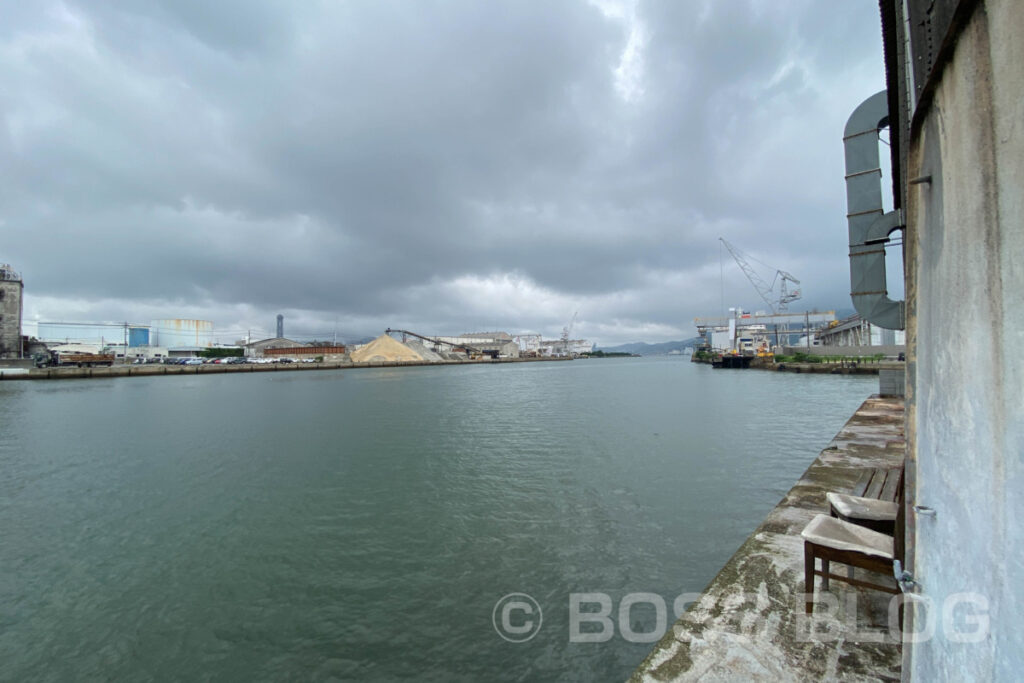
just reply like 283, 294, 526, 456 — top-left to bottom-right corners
276, 314, 284, 339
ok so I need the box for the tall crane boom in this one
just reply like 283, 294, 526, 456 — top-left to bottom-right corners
720, 238, 776, 311
560, 310, 579, 355
719, 238, 802, 313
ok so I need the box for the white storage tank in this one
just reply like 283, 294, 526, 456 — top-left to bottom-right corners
150, 319, 213, 348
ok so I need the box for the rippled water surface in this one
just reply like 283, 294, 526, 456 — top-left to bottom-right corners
0, 358, 875, 681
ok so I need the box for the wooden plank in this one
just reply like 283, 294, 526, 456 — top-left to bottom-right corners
879, 468, 902, 502
851, 469, 874, 497
864, 468, 886, 498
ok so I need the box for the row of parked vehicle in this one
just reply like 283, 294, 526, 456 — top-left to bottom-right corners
145, 356, 319, 365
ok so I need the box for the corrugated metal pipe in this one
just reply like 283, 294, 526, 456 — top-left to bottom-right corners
843, 90, 905, 330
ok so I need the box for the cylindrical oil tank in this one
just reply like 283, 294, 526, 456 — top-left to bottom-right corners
150, 319, 213, 348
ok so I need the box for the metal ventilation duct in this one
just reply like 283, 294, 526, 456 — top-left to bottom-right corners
843, 90, 905, 330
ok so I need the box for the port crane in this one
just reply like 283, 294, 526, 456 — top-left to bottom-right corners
719, 238, 801, 313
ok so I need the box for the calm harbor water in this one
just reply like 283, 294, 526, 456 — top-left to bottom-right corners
0, 357, 875, 681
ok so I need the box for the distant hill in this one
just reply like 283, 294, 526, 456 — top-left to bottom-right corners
596, 338, 700, 356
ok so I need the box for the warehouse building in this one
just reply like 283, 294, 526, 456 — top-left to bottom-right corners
244, 337, 310, 358
264, 345, 347, 361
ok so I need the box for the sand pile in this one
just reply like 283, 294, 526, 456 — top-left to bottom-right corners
350, 334, 424, 363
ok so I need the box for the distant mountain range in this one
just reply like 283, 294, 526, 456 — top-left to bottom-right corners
595, 338, 700, 356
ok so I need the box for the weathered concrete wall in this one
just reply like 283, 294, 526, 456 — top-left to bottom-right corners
904, 1, 1024, 678
0, 278, 23, 359
878, 369, 905, 398
783, 345, 905, 358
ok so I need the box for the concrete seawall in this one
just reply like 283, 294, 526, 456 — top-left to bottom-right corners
693, 357, 903, 376
769, 362, 902, 376
0, 356, 571, 381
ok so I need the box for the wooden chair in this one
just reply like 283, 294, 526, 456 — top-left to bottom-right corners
826, 466, 903, 535
802, 472, 905, 614
827, 494, 897, 534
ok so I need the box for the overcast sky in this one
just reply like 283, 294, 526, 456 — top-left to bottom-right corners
1, 1, 887, 346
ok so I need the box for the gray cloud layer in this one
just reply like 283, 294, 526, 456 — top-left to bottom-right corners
1, 1, 886, 345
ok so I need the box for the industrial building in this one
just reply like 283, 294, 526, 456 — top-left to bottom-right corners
694, 310, 837, 355
38, 322, 150, 347
434, 332, 520, 358
37, 319, 210, 359
511, 332, 593, 357
109, 344, 169, 362
0, 264, 23, 359
264, 345, 347, 361
565, 339, 593, 355
816, 313, 906, 349
42, 341, 170, 362
533, 338, 593, 356
513, 334, 541, 354
149, 319, 213, 349
244, 337, 310, 358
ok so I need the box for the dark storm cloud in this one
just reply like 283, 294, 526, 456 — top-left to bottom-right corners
0, 1, 885, 345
